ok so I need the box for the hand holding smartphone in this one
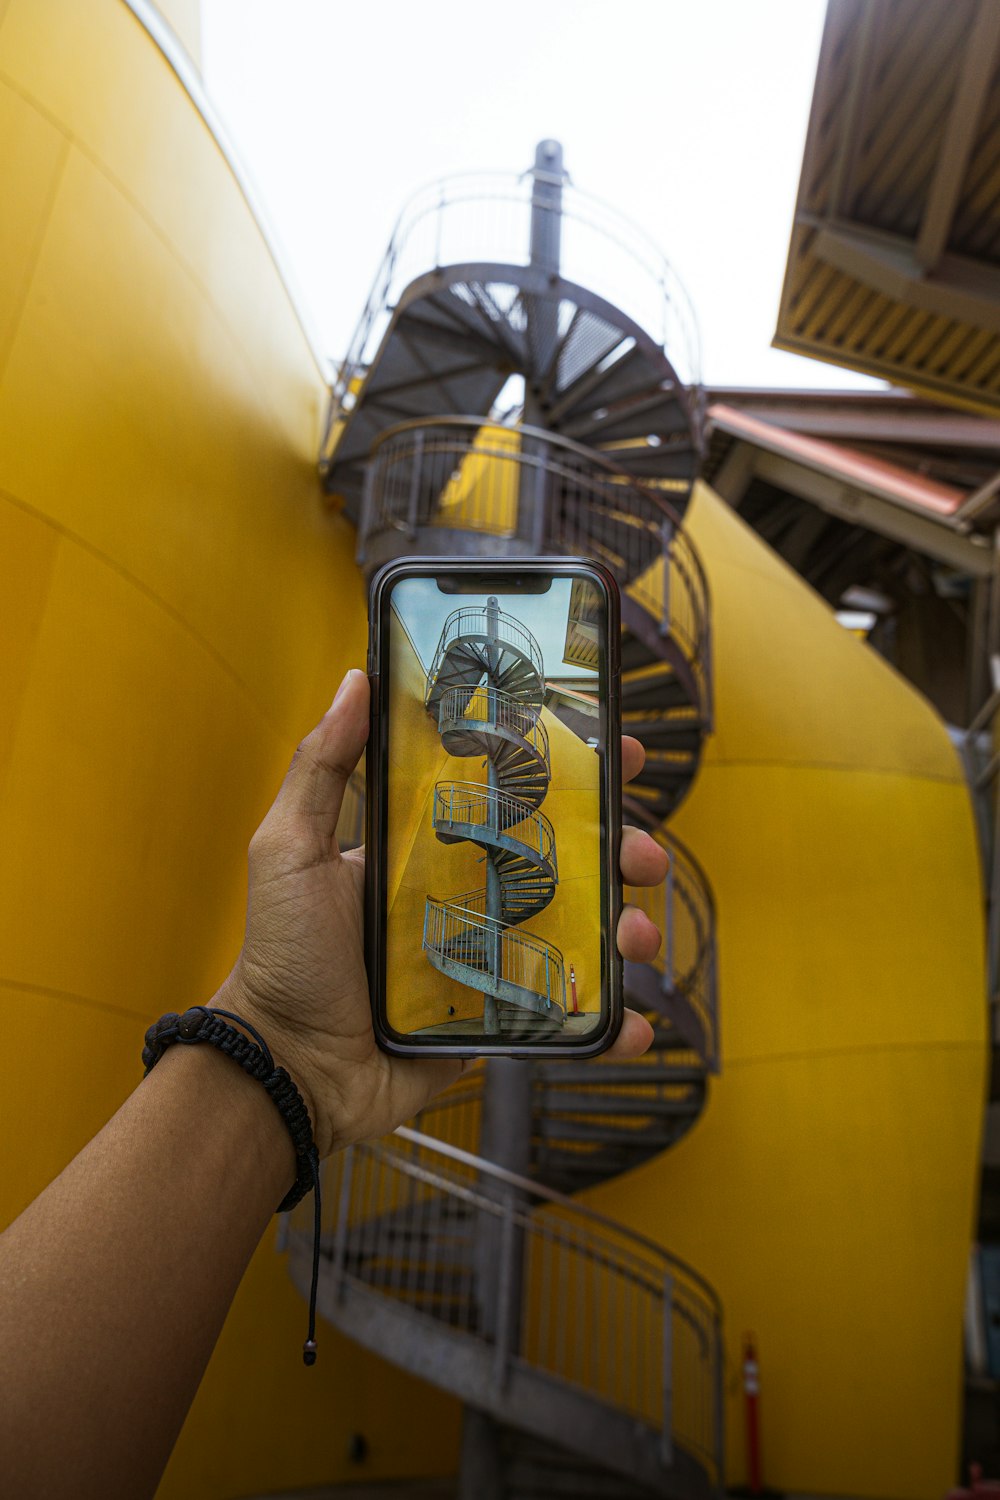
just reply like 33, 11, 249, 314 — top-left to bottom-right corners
366, 557, 622, 1059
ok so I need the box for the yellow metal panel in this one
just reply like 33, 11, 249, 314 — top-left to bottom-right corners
0, 83, 68, 380
0, 534, 286, 1015
695, 487, 962, 779
596, 1044, 981, 1496
0, 3, 458, 1494
0, 142, 365, 739
0, 495, 59, 798
0, 0, 320, 444
588, 483, 986, 1498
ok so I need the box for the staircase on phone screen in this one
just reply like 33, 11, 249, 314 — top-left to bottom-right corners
424, 600, 566, 1035
282, 143, 724, 1500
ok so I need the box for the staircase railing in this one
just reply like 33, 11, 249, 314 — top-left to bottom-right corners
320, 169, 701, 467
626, 832, 719, 1070
433, 780, 558, 870
423, 894, 567, 1013
438, 684, 551, 771
426, 601, 544, 697
362, 416, 712, 723
289, 1127, 723, 1485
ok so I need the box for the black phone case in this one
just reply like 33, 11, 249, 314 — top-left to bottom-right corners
365, 555, 623, 1060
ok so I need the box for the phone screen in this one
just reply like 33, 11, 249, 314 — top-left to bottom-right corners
375, 564, 616, 1048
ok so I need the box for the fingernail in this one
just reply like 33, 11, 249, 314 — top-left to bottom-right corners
332, 670, 356, 710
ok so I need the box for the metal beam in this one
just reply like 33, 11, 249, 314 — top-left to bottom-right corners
708, 401, 1000, 449
708, 440, 755, 508
810, 220, 1000, 335
752, 448, 993, 576
916, 0, 1000, 273
954, 467, 1000, 527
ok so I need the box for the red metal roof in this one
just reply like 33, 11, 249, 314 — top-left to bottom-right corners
708, 403, 966, 519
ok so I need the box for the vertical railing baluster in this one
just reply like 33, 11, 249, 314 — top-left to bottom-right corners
661, 518, 673, 634
331, 1148, 355, 1301
406, 429, 424, 540
665, 857, 676, 986
493, 1194, 517, 1391
661, 1272, 674, 1465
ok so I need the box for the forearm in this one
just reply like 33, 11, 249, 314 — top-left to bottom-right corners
0, 1041, 295, 1499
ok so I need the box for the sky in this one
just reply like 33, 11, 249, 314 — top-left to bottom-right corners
391, 577, 592, 681
199, 0, 881, 392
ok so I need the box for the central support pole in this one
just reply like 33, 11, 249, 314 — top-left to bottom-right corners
518, 140, 565, 549
460, 596, 535, 1499
484, 595, 502, 1036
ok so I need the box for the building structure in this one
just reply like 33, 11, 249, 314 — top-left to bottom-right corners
0, 1, 989, 1497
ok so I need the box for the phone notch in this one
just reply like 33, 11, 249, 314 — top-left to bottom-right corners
435, 573, 553, 595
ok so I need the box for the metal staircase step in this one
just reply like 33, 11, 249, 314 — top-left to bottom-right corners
535, 1116, 695, 1144
595, 445, 698, 484
620, 674, 690, 712
538, 1088, 701, 1118
561, 385, 689, 441
536, 1062, 706, 1087
635, 759, 697, 788
622, 719, 703, 752
547, 341, 648, 423
620, 634, 686, 676
501, 1430, 659, 1499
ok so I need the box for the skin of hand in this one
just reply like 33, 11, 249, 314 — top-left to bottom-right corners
219, 667, 668, 1160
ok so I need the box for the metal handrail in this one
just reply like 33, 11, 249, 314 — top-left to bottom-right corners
365, 418, 711, 723
625, 831, 719, 1070
423, 895, 567, 1014
426, 602, 545, 701
433, 780, 557, 874
289, 1127, 723, 1482
322, 169, 701, 452
438, 684, 550, 773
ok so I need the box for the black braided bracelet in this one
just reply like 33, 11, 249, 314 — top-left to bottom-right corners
142, 1005, 322, 1366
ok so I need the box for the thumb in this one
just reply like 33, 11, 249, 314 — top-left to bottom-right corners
268, 668, 370, 842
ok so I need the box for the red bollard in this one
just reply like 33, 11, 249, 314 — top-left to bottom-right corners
945, 1462, 1000, 1497
743, 1334, 762, 1496
569, 964, 578, 1015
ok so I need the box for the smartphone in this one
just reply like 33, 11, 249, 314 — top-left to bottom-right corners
365, 556, 622, 1059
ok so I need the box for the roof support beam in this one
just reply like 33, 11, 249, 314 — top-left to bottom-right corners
916, 0, 1000, 274
954, 467, 1000, 527
752, 448, 993, 576
810, 219, 1000, 335
709, 440, 755, 508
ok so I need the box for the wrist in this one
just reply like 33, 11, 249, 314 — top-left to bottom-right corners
150, 1041, 296, 1206
210, 974, 325, 1156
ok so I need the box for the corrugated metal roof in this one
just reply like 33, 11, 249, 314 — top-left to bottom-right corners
775, 0, 1000, 413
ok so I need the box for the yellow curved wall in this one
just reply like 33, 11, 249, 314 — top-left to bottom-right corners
589, 482, 987, 1498
0, 1, 460, 1494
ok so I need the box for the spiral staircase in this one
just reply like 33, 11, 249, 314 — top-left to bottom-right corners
282, 146, 724, 1499
423, 600, 566, 1036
